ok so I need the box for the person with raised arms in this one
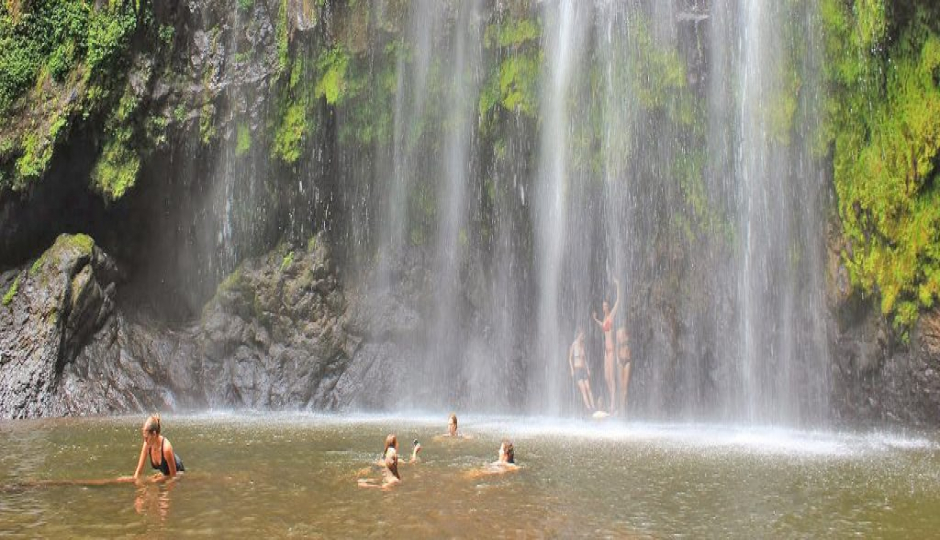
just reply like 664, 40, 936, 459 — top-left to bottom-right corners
593, 278, 621, 414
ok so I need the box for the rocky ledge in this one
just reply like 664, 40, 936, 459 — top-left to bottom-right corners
0, 232, 421, 419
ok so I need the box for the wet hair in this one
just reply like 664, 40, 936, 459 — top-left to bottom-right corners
383, 434, 398, 457
448, 413, 457, 426
501, 439, 515, 464
143, 414, 161, 435
383, 434, 400, 479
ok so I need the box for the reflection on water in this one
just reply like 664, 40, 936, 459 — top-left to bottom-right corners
1, 413, 938, 537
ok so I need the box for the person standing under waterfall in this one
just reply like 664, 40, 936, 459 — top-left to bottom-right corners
568, 328, 596, 412
617, 325, 632, 416
593, 278, 621, 414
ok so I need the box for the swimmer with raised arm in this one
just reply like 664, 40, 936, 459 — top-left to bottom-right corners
593, 278, 621, 413
133, 415, 184, 482
359, 434, 420, 490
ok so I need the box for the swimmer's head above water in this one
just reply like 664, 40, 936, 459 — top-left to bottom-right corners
141, 414, 161, 443
499, 440, 515, 464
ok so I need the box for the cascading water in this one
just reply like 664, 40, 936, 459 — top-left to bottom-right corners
204, 0, 830, 424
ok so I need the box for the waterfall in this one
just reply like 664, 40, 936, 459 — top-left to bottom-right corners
202, 0, 831, 424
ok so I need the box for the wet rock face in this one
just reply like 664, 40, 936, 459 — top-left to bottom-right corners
0, 234, 118, 418
0, 231, 419, 417
826, 225, 940, 427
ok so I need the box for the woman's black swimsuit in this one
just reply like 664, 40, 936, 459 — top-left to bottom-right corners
150, 438, 185, 476
574, 365, 589, 382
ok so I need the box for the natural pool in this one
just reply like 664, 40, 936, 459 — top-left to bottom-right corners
1, 413, 938, 537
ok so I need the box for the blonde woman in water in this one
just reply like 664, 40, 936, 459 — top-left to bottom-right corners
133, 414, 184, 481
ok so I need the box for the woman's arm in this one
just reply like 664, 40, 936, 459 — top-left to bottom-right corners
163, 439, 178, 477
568, 345, 574, 376
611, 279, 621, 317
592, 312, 603, 327
133, 442, 148, 480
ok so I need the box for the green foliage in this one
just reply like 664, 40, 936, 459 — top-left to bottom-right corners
0, 1, 89, 114
159, 24, 175, 48
238, 0, 254, 13
2, 274, 20, 306
91, 87, 141, 199
173, 103, 187, 123
0, 1, 141, 191
823, 1, 940, 326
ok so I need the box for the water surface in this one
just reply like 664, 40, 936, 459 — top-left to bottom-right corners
1, 414, 937, 537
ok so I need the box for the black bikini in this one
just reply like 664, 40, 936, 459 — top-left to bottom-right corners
150, 438, 185, 476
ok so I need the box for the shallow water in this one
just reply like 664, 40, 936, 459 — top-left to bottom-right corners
1, 413, 938, 538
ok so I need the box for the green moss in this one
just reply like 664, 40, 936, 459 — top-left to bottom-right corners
276, 0, 290, 75
200, 101, 216, 145
0, 1, 141, 191
238, 0, 254, 13
315, 47, 349, 105
15, 133, 55, 183
219, 268, 243, 293
497, 52, 541, 117
92, 87, 141, 199
823, 1, 940, 326
236, 123, 251, 156
30, 255, 44, 276
2, 274, 20, 306
272, 101, 306, 163
159, 24, 175, 48
280, 250, 295, 271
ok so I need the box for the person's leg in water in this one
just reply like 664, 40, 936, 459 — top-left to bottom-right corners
577, 379, 595, 411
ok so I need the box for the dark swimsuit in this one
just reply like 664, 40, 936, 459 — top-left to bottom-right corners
150, 438, 185, 476
573, 349, 588, 382
618, 344, 631, 368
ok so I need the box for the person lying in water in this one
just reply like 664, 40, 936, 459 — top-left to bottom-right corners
466, 440, 519, 478
358, 434, 420, 490
133, 414, 184, 482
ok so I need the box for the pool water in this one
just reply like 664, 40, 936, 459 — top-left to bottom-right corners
1, 413, 938, 537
